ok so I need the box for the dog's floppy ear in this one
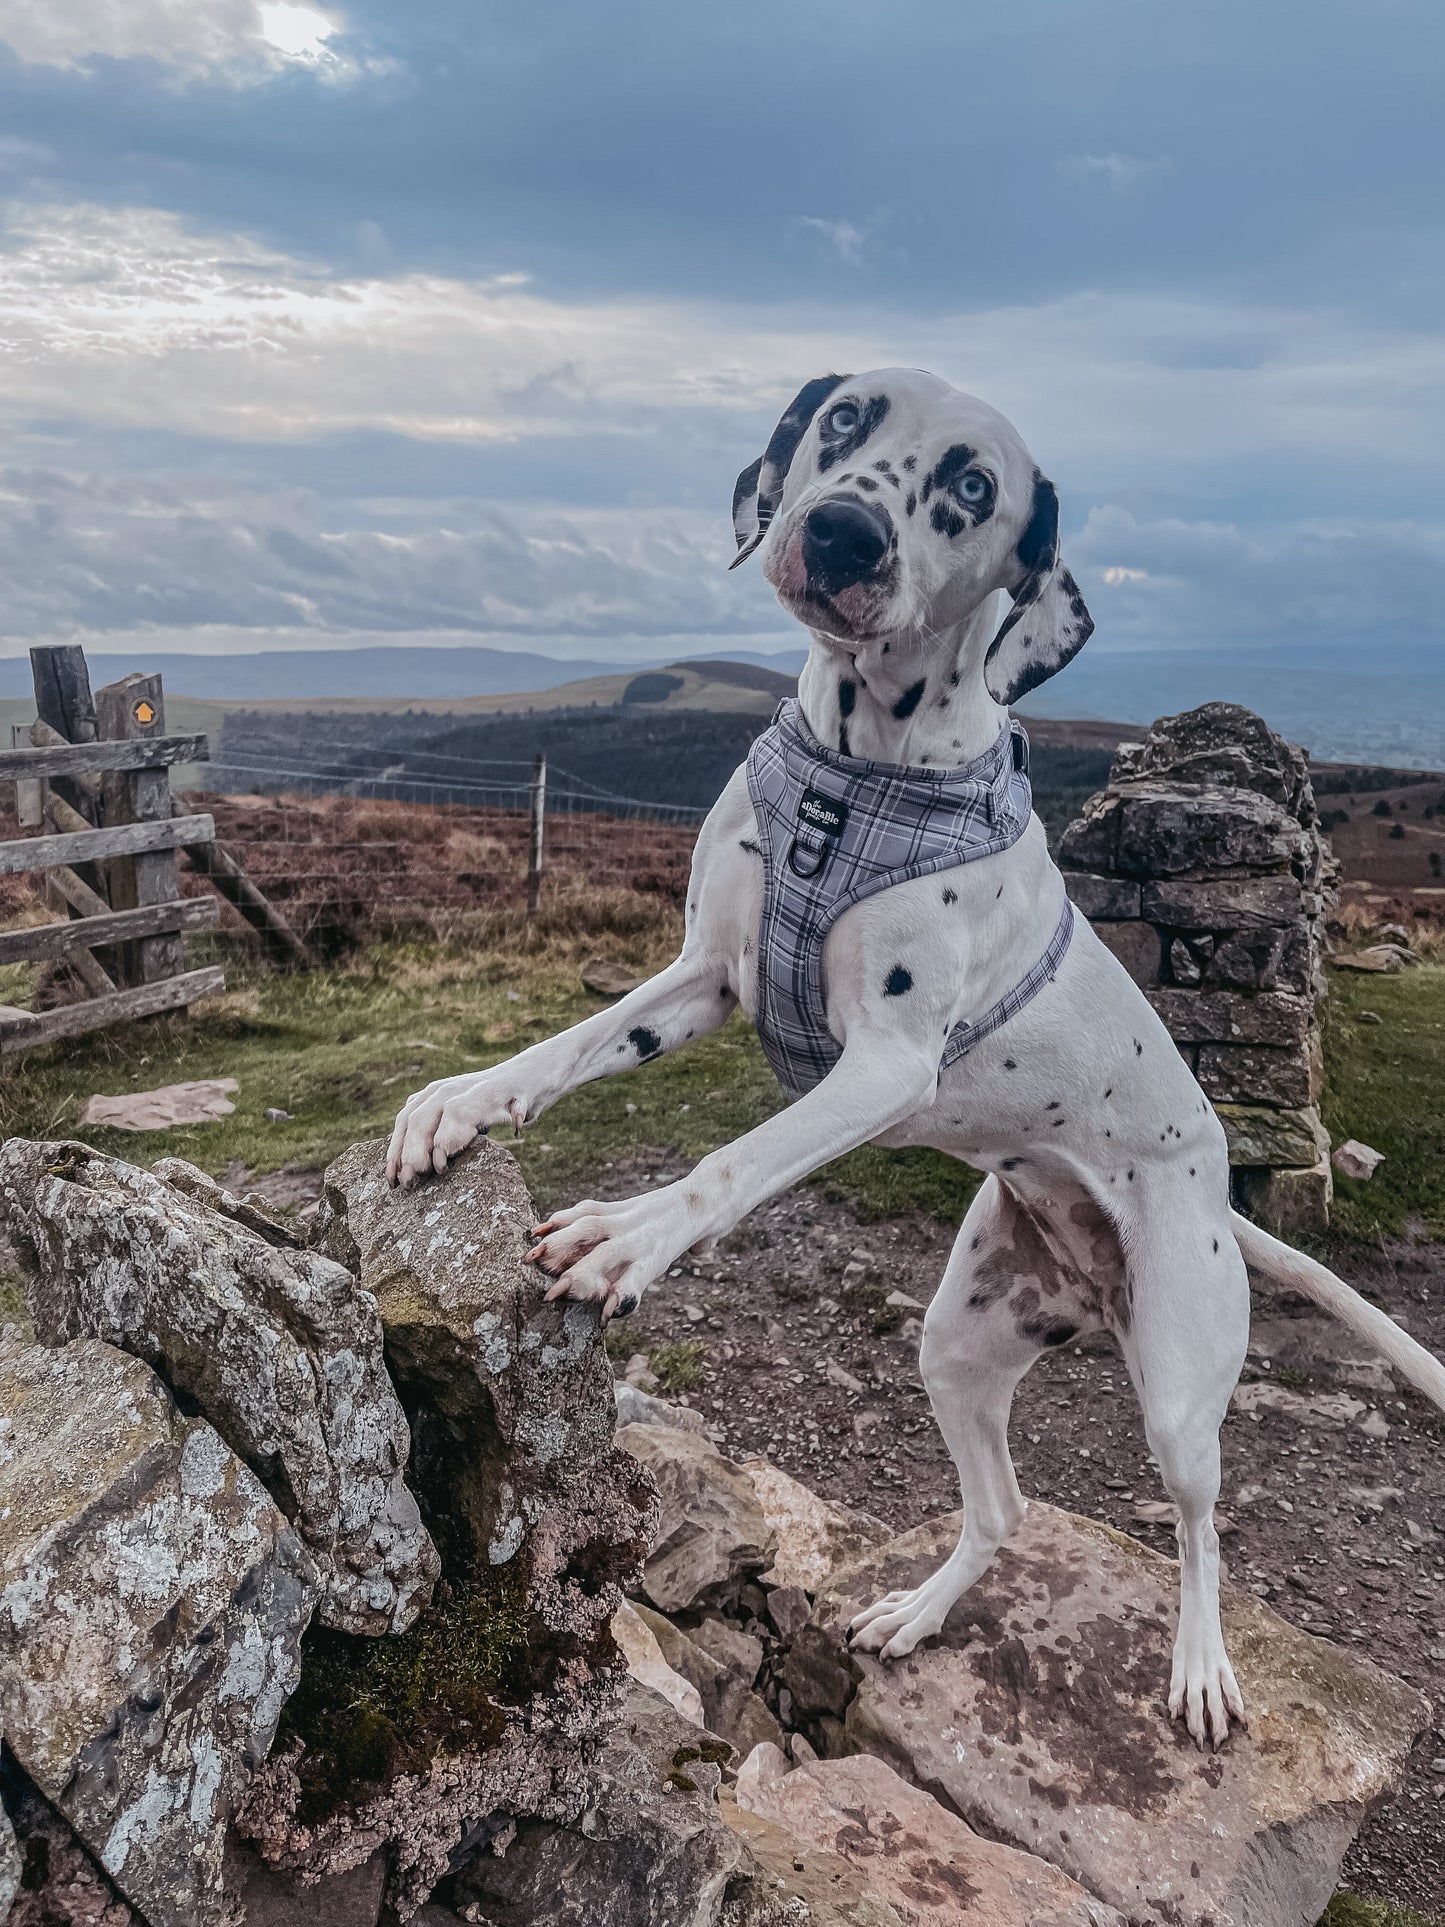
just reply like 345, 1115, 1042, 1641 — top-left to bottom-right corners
730, 373, 850, 568
983, 470, 1094, 705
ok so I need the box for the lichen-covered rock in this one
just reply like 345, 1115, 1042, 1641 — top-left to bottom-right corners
0, 1141, 437, 1637
735, 1744, 1125, 1926
1114, 700, 1315, 817
617, 1425, 774, 1616
2, 1759, 142, 1927
0, 1336, 319, 1927
1215, 1101, 1329, 1169
316, 1138, 653, 1656
439, 1682, 756, 1927
235, 1139, 656, 1918
786, 1504, 1426, 1927
1060, 783, 1309, 881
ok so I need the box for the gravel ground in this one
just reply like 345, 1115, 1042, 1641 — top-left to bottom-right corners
580, 1150, 1445, 1917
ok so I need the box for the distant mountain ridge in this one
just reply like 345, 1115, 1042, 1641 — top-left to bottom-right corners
0, 643, 809, 704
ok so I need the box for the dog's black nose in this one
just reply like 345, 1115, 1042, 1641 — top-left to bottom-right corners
801, 498, 893, 590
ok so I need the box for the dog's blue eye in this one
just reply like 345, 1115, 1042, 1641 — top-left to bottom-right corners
951, 472, 991, 504
823, 404, 858, 437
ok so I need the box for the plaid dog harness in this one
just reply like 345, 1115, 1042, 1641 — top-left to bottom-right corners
744, 699, 1074, 1099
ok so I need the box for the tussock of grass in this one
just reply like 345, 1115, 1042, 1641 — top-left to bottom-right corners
646, 1340, 707, 1395
1320, 1894, 1444, 1927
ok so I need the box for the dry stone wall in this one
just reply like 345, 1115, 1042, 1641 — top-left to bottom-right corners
1058, 701, 1337, 1229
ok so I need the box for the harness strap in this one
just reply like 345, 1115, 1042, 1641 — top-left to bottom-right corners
938, 897, 1074, 1071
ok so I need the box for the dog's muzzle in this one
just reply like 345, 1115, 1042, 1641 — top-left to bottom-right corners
801, 497, 893, 593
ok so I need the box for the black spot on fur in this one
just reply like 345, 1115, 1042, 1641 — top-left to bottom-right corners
739, 837, 761, 855
838, 678, 857, 716
902, 455, 917, 471
1000, 1156, 1024, 1170
942, 887, 958, 905
892, 679, 926, 719
818, 393, 891, 473
838, 724, 851, 755
1045, 1100, 1060, 1110
884, 965, 914, 997
720, 985, 732, 998
629, 1026, 663, 1060
1127, 1168, 1135, 1181
1134, 1040, 1143, 1056
1051, 1118, 1067, 1127
855, 475, 880, 492
1042, 1323, 1077, 1348
1003, 1058, 1017, 1070
904, 492, 917, 516
1213, 1237, 1219, 1253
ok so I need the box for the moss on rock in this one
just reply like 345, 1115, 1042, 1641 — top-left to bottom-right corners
280, 1567, 531, 1821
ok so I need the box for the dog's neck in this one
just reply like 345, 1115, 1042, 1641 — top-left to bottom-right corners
795, 595, 1008, 769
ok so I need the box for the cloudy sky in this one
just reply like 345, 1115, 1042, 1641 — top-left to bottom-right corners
0, 0, 1442, 678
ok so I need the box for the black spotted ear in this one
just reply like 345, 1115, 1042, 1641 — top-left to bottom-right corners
983, 471, 1093, 705
729, 373, 849, 568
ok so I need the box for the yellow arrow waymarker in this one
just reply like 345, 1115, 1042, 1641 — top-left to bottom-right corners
132, 699, 156, 726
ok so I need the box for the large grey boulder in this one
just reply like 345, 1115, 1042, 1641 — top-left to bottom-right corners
0, 1141, 437, 1637
785, 1504, 1426, 1927
0, 1336, 319, 1927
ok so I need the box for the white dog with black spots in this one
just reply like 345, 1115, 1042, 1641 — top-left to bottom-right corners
389, 369, 1445, 1751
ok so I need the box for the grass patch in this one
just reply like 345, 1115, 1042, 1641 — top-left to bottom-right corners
647, 1340, 707, 1395
1319, 1894, 1445, 1927
1321, 962, 1445, 1241
0, 929, 988, 1232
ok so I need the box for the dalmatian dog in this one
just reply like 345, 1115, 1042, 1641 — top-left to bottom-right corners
389, 369, 1445, 1750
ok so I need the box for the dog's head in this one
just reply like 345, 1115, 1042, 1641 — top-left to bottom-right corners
730, 368, 1092, 705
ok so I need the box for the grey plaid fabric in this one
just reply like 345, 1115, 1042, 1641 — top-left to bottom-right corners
744, 698, 1074, 1098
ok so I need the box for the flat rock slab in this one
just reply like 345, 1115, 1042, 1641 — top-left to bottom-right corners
77, 1078, 239, 1131
0, 1140, 436, 1636
737, 1744, 1123, 1926
718, 1790, 906, 1926
788, 1504, 1426, 1927
618, 1424, 774, 1616
0, 1337, 319, 1927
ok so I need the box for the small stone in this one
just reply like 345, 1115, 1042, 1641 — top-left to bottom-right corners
685, 1304, 706, 1324
1334, 947, 1405, 973
883, 1289, 925, 1311
264, 1106, 294, 1123
1356, 1009, 1383, 1025
1333, 1138, 1385, 1181
582, 959, 643, 997
824, 1359, 864, 1395
767, 1585, 814, 1644
1360, 1410, 1392, 1440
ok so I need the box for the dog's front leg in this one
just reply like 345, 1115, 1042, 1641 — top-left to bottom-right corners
388, 952, 734, 1186
527, 1030, 939, 1319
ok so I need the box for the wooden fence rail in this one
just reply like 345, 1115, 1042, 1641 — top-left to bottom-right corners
1, 643, 308, 1056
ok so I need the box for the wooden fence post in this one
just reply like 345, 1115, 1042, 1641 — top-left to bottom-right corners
94, 673, 183, 988
527, 752, 546, 916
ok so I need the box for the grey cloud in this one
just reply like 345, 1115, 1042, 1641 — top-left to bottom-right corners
0, 465, 783, 644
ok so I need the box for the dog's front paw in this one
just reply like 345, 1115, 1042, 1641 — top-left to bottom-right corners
525, 1192, 687, 1322
387, 1072, 529, 1187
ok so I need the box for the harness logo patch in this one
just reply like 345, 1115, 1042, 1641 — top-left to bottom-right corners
798, 788, 847, 837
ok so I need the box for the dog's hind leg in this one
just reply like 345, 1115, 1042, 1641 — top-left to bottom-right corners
1116, 1207, 1250, 1750
849, 1176, 1062, 1659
